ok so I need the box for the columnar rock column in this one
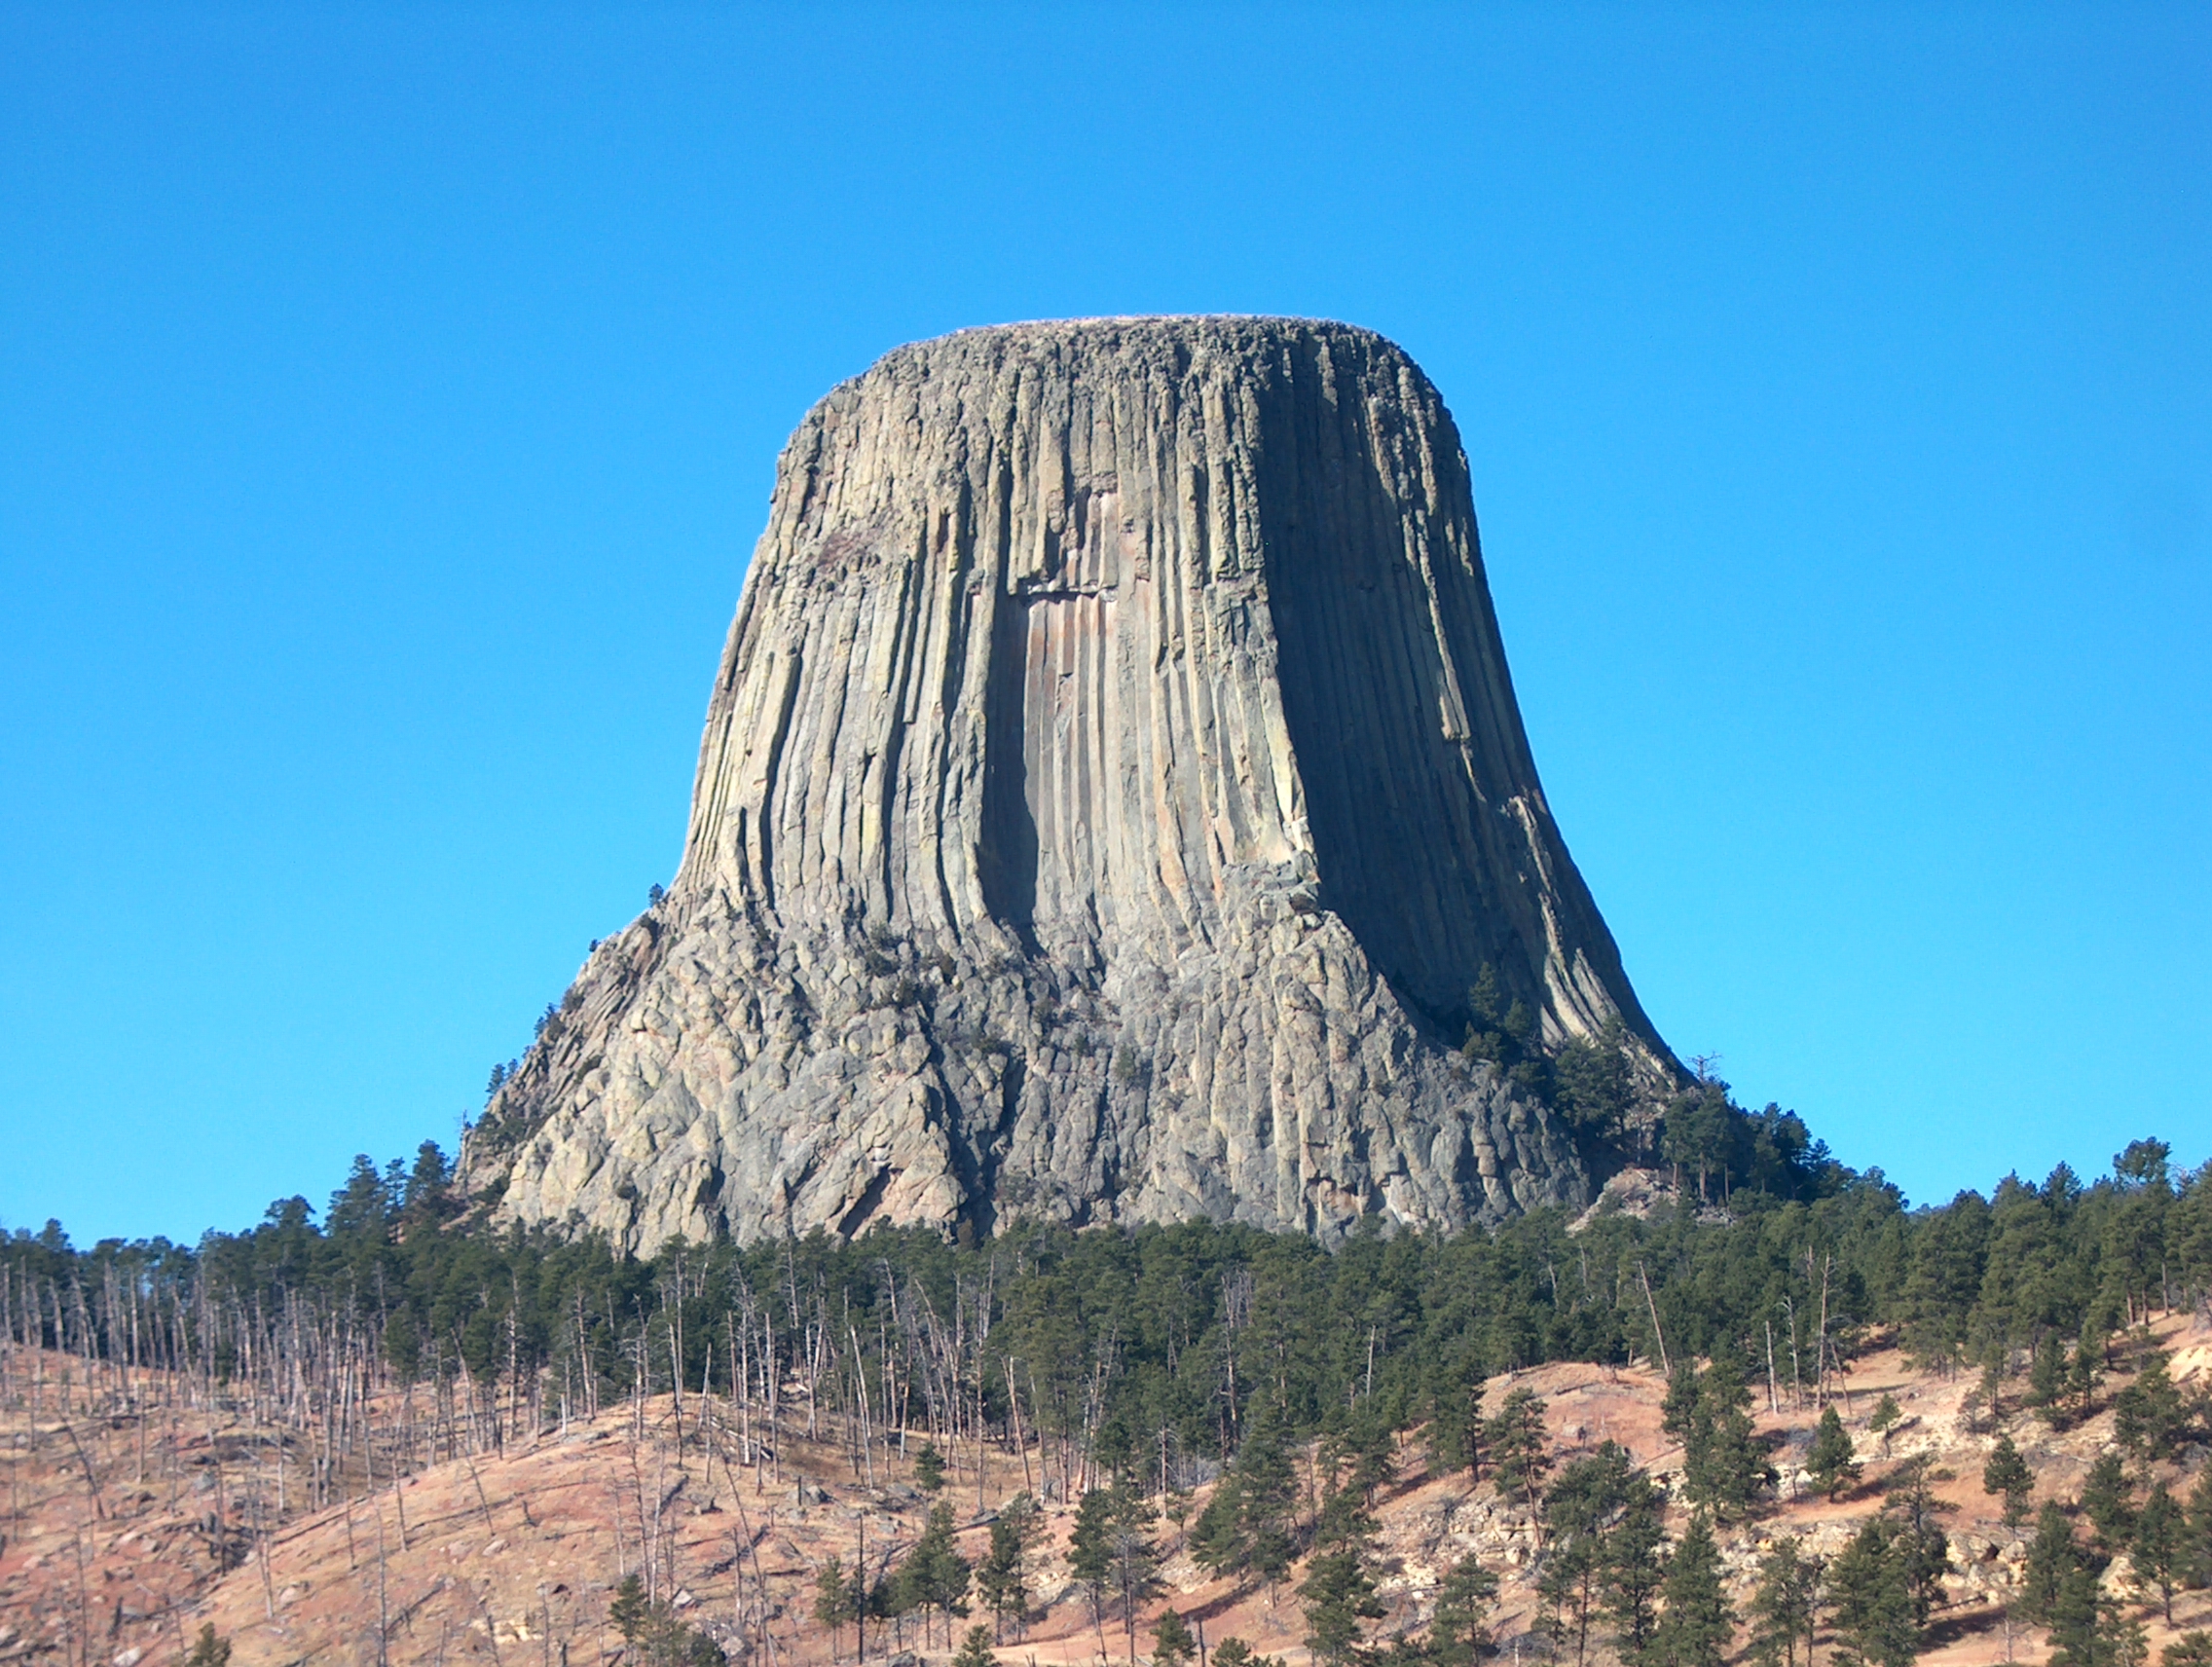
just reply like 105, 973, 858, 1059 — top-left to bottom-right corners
465, 316, 1677, 1252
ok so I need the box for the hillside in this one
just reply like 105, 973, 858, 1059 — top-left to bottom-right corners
6, 1309, 2207, 1667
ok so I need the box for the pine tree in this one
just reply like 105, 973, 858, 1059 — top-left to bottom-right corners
1808, 1405, 1862, 1501
1213, 1640, 1285, 1667
2069, 1319, 2107, 1420
2098, 1599, 2149, 1667
182, 1626, 233, 1667
1977, 1433, 2033, 1653
1674, 1357, 1773, 1517
1537, 1515, 1603, 1664
1972, 1354, 2005, 1432
1163, 1482, 1195, 1555
2115, 1353, 2192, 1460
2020, 1503, 2080, 1627
2162, 1634, 2212, 1667
1152, 1609, 1198, 1667
976, 1494, 1040, 1641
610, 1574, 651, 1644
1070, 1486, 1117, 1650
1301, 1542, 1386, 1666
400, 1139, 457, 1229
1189, 1475, 1250, 1579
1603, 1469, 1668, 1666
1488, 1386, 1554, 1505
1651, 1514, 1735, 1667
1430, 1356, 1489, 1479
1303, 1479, 1388, 1664
815, 1556, 858, 1662
1881, 1457, 1952, 1625
325, 1153, 394, 1241
2029, 1333, 2069, 1426
1553, 1019, 1634, 1140
1661, 1080, 1740, 1203
1825, 1521, 1920, 1667
915, 1440, 947, 1493
1106, 1485, 1162, 1667
867, 1572, 906, 1657
1869, 1394, 1902, 1455
1748, 1537, 1820, 1667
2081, 1451, 2136, 1559
1541, 1443, 1638, 1667
1662, 1364, 1704, 1448
950, 1622, 999, 1667
1981, 1433, 2034, 1531
1701, 1389, 1774, 1515
2046, 1565, 2105, 1667
896, 1501, 972, 1650
1339, 1408, 1398, 1503
1431, 1554, 1500, 1667
609, 1571, 729, 1667
1234, 1413, 1300, 1594
2186, 1466, 2212, 1589
2131, 1482, 2183, 1623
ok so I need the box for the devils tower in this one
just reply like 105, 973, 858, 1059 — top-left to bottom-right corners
462, 316, 1677, 1252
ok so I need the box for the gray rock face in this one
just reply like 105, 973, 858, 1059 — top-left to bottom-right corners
464, 316, 1676, 1253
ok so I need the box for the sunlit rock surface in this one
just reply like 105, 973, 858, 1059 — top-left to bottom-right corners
463, 317, 1676, 1252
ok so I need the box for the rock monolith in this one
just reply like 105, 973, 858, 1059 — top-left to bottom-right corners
463, 316, 1677, 1252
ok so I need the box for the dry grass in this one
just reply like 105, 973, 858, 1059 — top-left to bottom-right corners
5, 1314, 2208, 1667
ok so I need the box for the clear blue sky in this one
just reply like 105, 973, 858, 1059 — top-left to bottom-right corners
3, 5, 2204, 1244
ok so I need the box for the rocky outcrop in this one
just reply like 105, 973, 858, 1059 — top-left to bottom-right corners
463, 316, 1677, 1252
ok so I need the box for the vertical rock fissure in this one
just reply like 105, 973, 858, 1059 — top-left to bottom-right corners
978, 591, 1041, 947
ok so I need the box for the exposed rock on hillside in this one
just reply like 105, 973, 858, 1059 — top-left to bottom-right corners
465, 316, 1677, 1252
14, 1315, 2208, 1667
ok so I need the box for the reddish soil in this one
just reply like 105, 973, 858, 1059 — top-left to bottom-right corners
4, 1314, 2206, 1667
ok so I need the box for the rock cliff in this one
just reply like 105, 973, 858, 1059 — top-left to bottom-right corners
463, 316, 1677, 1252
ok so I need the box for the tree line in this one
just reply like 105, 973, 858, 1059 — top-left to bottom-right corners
7, 1118, 2212, 1501
5, 1105, 2212, 1665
